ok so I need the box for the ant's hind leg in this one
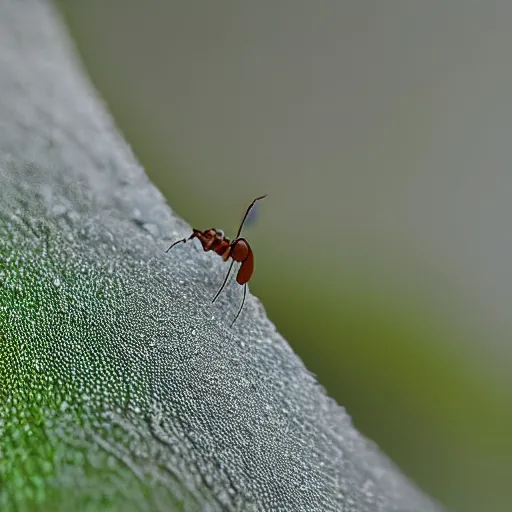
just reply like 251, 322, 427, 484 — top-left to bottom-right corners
231, 284, 247, 327
212, 259, 235, 303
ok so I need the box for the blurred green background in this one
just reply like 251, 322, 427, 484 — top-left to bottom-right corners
55, 2, 512, 511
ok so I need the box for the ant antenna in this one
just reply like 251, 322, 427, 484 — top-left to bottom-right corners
166, 238, 186, 253
166, 232, 196, 253
230, 284, 247, 327
235, 195, 267, 239
212, 259, 235, 304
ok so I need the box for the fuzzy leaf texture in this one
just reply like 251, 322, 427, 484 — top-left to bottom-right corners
0, 1, 443, 511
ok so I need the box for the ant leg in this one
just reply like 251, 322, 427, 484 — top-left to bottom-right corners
212, 259, 235, 304
235, 195, 267, 239
230, 283, 247, 327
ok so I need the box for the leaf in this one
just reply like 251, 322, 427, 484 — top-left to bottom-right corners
0, 1, 442, 511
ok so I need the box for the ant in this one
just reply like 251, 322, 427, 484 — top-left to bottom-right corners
166, 195, 267, 326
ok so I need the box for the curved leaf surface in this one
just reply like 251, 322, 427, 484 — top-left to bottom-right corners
0, 1, 442, 511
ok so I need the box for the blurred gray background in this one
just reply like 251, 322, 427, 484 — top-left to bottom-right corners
56, 2, 512, 511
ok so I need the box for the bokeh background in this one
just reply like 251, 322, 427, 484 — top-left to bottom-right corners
55, 2, 512, 511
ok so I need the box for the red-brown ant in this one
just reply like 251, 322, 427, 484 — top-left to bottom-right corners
166, 195, 267, 326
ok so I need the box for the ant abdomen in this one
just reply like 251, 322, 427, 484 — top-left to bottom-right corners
231, 239, 249, 263
236, 250, 254, 285
230, 238, 253, 285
